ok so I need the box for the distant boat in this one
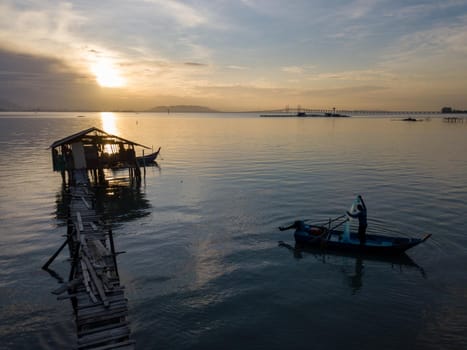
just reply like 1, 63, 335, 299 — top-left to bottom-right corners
324, 112, 350, 118
401, 117, 418, 122
296, 111, 325, 117
136, 147, 161, 166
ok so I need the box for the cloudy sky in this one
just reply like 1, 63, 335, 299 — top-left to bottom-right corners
1, 0, 467, 111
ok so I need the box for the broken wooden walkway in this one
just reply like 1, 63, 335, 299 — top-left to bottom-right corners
44, 170, 134, 349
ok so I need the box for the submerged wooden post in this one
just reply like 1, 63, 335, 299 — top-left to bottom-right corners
108, 228, 120, 279
142, 149, 146, 177
42, 236, 70, 270
68, 241, 81, 282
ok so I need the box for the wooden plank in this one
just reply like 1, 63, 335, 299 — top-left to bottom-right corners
81, 340, 135, 350
78, 321, 129, 337
92, 240, 111, 257
77, 325, 130, 346
77, 299, 127, 314
77, 309, 128, 325
52, 277, 83, 295
81, 196, 91, 209
76, 292, 125, 310
78, 300, 128, 317
76, 221, 81, 242
81, 260, 98, 303
82, 255, 109, 307
77, 335, 131, 349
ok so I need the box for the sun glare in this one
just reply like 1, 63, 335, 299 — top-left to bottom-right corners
101, 112, 119, 154
91, 60, 125, 88
101, 112, 118, 134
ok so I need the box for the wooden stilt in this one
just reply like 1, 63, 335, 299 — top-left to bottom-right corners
69, 241, 81, 282
108, 228, 119, 279
42, 236, 71, 270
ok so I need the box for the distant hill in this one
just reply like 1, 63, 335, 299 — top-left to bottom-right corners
147, 105, 219, 113
0, 98, 21, 111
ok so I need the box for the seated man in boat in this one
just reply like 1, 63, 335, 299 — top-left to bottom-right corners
346, 195, 367, 245
279, 220, 303, 231
279, 221, 324, 237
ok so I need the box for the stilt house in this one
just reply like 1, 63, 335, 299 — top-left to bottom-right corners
50, 127, 150, 183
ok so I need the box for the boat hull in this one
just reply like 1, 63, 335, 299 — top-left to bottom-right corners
293, 222, 428, 255
136, 147, 160, 166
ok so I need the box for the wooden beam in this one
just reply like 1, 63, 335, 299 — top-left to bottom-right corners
82, 254, 109, 307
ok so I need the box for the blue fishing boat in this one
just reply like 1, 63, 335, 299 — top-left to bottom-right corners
280, 196, 430, 255
279, 220, 431, 255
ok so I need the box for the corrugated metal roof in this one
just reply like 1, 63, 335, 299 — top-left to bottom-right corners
50, 127, 150, 149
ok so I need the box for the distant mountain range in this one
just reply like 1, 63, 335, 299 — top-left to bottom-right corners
146, 105, 219, 113
0, 99, 220, 113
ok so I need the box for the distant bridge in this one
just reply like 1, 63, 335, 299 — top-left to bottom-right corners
277, 108, 443, 115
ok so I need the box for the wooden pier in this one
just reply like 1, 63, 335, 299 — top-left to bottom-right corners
44, 169, 134, 349
44, 128, 159, 349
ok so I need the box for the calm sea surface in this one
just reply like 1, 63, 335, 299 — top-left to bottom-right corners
0, 112, 466, 350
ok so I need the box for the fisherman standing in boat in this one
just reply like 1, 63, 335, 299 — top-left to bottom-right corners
346, 195, 367, 245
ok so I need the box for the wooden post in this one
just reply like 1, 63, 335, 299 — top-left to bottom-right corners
42, 236, 70, 270
98, 168, 105, 184
68, 242, 81, 282
142, 149, 146, 178
108, 228, 120, 279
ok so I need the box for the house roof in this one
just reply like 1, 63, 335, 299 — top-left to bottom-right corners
50, 127, 150, 149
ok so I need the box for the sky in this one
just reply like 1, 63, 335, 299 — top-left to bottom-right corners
1, 0, 467, 111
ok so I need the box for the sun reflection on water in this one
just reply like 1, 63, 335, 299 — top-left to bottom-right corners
100, 112, 119, 153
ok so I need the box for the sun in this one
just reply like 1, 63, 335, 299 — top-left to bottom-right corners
91, 60, 125, 88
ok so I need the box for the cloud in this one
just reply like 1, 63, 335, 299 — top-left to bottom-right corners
384, 0, 467, 20
282, 66, 304, 74
0, 2, 86, 55
340, 0, 381, 20
226, 65, 248, 70
184, 62, 208, 67
0, 48, 99, 108
190, 82, 391, 110
382, 15, 467, 69
142, 0, 208, 28
308, 69, 396, 82
1, 1, 466, 111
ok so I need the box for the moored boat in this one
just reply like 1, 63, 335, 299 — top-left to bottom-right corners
136, 147, 161, 166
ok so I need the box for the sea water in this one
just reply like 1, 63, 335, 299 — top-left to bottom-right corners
0, 112, 467, 349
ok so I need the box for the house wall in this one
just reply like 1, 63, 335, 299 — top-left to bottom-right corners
71, 142, 87, 169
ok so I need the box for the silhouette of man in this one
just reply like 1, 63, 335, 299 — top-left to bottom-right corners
346, 195, 367, 245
